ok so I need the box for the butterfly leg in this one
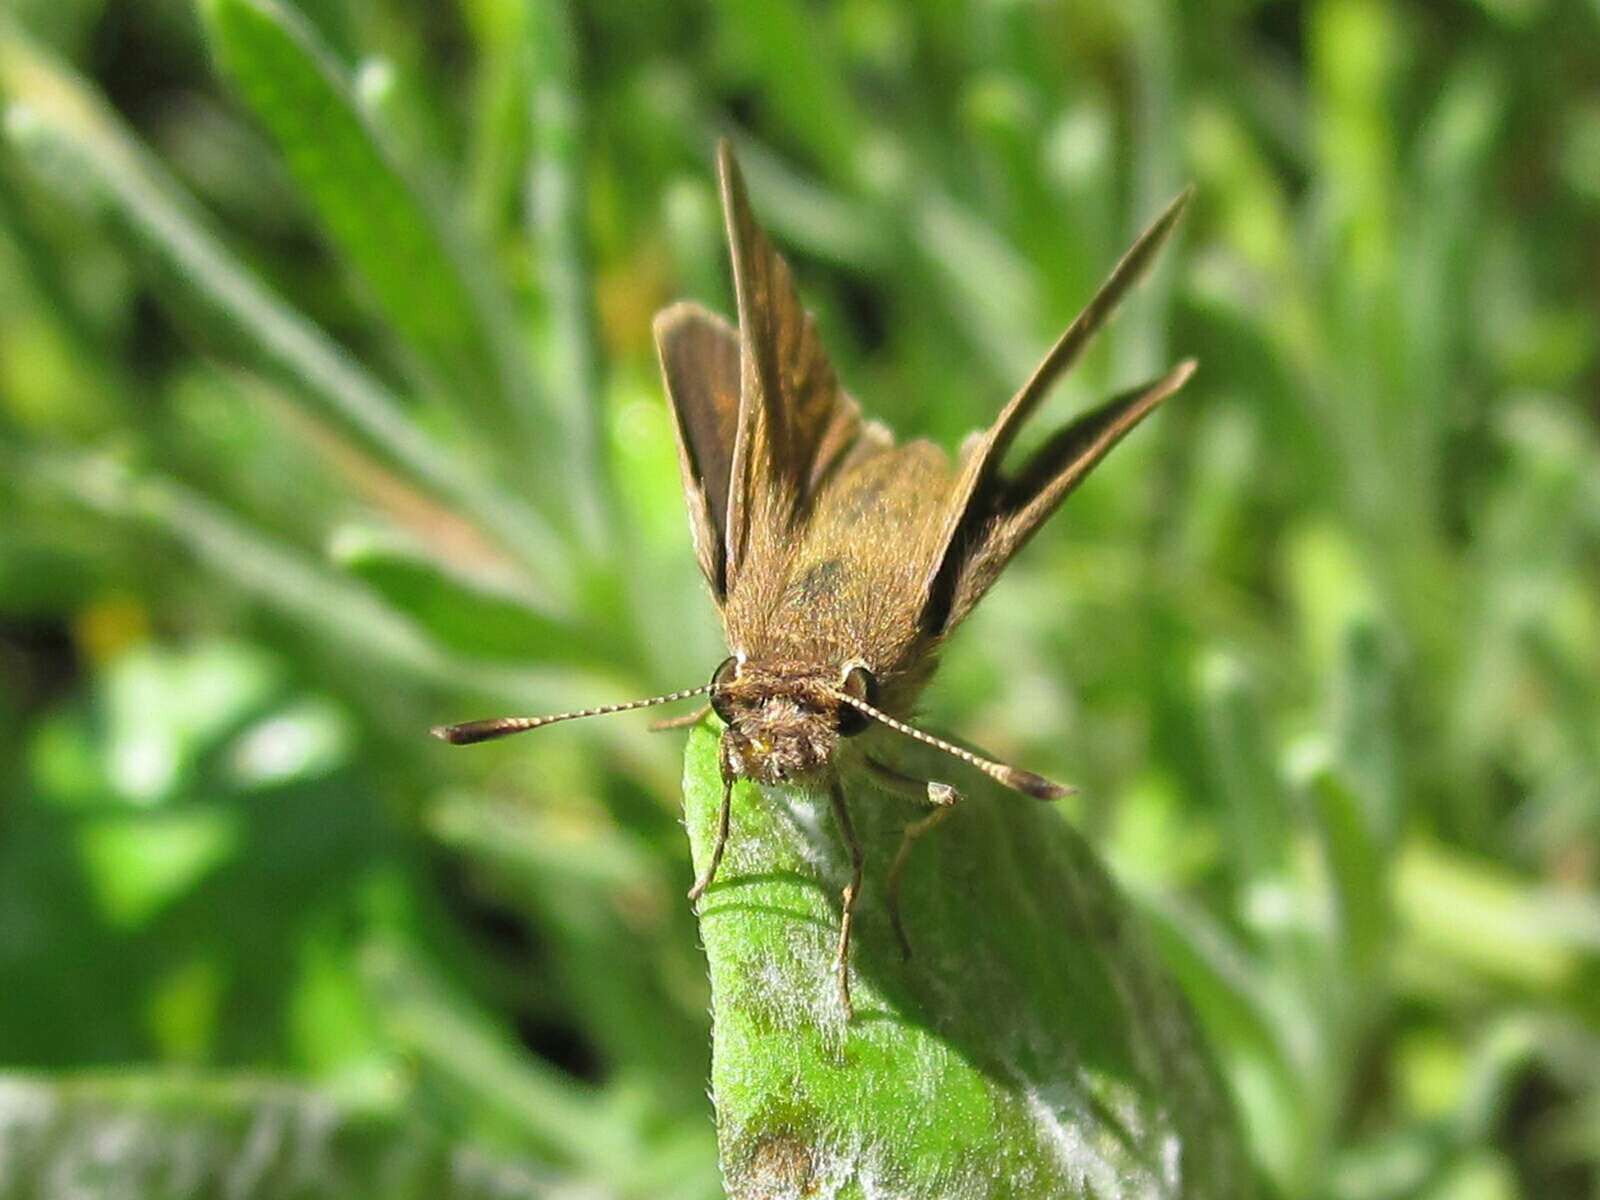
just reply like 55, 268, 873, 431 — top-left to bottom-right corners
886, 782, 961, 960
651, 704, 710, 732
827, 776, 864, 1020
688, 770, 732, 904
862, 757, 965, 959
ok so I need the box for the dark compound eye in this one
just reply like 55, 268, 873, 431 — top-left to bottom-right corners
709, 655, 738, 725
837, 665, 877, 736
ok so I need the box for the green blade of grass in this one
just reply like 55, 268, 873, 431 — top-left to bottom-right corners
912, 188, 1045, 386
523, 0, 609, 547
197, 0, 542, 457
1402, 59, 1503, 523
9, 442, 581, 710
681, 724, 1250, 1198
1296, 751, 1389, 982
1138, 889, 1313, 1192
329, 524, 615, 670
1394, 840, 1600, 993
727, 134, 891, 270
0, 26, 571, 603
1331, 618, 1402, 846
1198, 650, 1292, 890
0, 1072, 558, 1199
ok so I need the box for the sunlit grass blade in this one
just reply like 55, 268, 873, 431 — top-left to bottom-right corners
523, 0, 610, 546
913, 188, 1045, 384
459, 0, 529, 241
1120, 0, 1184, 381
0, 151, 106, 364
1394, 840, 1600, 995
0, 26, 571, 603
681, 724, 1251, 1198
1294, 749, 1389, 980
329, 523, 617, 669
196, 0, 542, 456
1199, 650, 1292, 890
0, 1072, 559, 1199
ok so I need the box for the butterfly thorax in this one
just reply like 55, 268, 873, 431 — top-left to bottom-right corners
720, 440, 954, 704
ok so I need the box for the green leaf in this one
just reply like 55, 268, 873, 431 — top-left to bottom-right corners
681, 724, 1251, 1198
0, 1072, 557, 1199
196, 0, 535, 443
76, 808, 241, 928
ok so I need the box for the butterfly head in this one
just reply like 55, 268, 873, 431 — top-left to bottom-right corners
708, 655, 876, 785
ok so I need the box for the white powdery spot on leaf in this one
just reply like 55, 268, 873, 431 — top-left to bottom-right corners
1025, 1083, 1145, 1199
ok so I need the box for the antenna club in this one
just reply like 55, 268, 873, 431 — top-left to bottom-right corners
1008, 769, 1075, 801
432, 718, 523, 745
835, 691, 1072, 802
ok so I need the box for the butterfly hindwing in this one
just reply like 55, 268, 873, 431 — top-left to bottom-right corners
654, 301, 742, 597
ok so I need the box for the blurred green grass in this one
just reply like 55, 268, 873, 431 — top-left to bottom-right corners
0, 0, 1597, 1196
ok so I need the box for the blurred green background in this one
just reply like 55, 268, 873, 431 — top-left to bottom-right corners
1, 0, 1598, 1196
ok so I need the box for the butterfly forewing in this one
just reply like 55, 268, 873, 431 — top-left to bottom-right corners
933, 359, 1197, 623
716, 140, 861, 589
917, 187, 1196, 635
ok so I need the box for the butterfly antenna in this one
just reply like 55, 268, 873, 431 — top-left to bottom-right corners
833, 692, 1075, 800
433, 684, 714, 745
